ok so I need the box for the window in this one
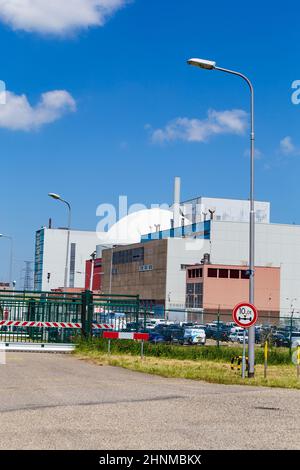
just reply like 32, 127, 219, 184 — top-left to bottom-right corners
186, 283, 203, 308
241, 270, 250, 279
208, 268, 218, 278
219, 269, 229, 279
230, 269, 240, 279
186, 283, 194, 294
194, 283, 202, 294
113, 247, 144, 265
186, 295, 194, 308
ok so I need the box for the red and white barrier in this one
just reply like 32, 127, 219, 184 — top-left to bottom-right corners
0, 320, 113, 330
103, 331, 149, 341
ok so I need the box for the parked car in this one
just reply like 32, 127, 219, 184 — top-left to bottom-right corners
184, 327, 206, 345
229, 331, 248, 344
148, 331, 166, 344
145, 319, 167, 330
170, 327, 185, 345
291, 332, 300, 348
272, 332, 290, 347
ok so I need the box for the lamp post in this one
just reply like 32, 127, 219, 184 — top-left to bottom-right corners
187, 57, 256, 377
89, 251, 96, 291
48, 193, 71, 289
0, 234, 13, 287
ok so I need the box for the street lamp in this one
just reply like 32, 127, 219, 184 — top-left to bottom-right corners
89, 251, 96, 292
0, 234, 13, 288
48, 193, 72, 289
187, 57, 256, 377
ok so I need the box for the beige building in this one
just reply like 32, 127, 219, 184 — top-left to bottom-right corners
186, 263, 280, 318
101, 238, 206, 311
102, 240, 168, 306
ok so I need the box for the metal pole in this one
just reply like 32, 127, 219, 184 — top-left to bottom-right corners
297, 346, 300, 380
109, 246, 114, 295
289, 308, 294, 357
0, 236, 13, 286
217, 305, 220, 348
141, 340, 144, 360
89, 252, 96, 291
62, 200, 71, 289
241, 328, 247, 379
8, 237, 13, 288
215, 66, 255, 377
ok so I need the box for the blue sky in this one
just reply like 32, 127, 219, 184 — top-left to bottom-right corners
0, 0, 300, 284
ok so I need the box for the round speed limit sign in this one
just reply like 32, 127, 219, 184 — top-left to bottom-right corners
232, 302, 258, 328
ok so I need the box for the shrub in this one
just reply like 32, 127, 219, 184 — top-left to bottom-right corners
75, 337, 291, 365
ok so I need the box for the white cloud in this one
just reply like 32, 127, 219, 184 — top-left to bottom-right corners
150, 109, 248, 144
0, 89, 76, 131
0, 0, 128, 36
279, 136, 298, 155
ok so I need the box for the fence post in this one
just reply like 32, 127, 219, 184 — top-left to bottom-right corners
264, 340, 268, 379
141, 340, 144, 360
81, 290, 93, 338
297, 346, 300, 380
289, 314, 293, 358
28, 298, 36, 321
217, 306, 220, 348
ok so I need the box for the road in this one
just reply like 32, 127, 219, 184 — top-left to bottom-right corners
0, 352, 299, 450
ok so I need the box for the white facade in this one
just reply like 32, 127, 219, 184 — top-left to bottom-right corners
210, 221, 300, 317
163, 220, 300, 318
34, 228, 99, 291
165, 238, 210, 311
182, 197, 270, 224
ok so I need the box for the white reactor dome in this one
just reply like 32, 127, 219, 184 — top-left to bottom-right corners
97, 207, 175, 246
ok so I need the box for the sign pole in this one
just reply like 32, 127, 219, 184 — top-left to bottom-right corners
232, 302, 258, 379
241, 329, 247, 379
141, 340, 144, 360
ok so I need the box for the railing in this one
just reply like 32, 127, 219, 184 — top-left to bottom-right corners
0, 290, 147, 343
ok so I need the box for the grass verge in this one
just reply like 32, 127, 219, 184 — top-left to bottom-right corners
74, 340, 300, 389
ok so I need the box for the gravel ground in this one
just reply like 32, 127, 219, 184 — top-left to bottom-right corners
0, 352, 299, 450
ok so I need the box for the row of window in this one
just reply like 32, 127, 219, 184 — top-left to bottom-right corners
186, 283, 203, 294
188, 268, 250, 280
186, 295, 203, 309
112, 247, 144, 265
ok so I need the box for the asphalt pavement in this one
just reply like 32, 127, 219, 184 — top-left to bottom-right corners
0, 352, 299, 450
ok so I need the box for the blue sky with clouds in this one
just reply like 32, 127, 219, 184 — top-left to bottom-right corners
0, 0, 300, 283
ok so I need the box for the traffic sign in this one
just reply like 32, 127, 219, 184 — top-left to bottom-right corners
232, 302, 258, 328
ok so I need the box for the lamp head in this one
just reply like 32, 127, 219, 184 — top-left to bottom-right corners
48, 193, 61, 201
187, 58, 216, 70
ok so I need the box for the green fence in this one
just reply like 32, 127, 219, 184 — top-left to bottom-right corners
0, 290, 147, 343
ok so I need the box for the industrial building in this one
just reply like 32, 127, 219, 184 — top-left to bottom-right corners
101, 216, 300, 319
185, 262, 280, 318
34, 227, 100, 291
